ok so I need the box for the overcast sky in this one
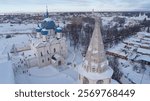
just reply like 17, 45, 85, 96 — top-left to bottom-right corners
0, 0, 150, 13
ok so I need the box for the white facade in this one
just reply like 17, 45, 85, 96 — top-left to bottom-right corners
30, 29, 67, 68
11, 17, 68, 69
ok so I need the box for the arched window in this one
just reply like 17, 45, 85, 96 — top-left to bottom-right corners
42, 59, 44, 63
83, 77, 89, 84
41, 52, 43, 56
47, 50, 49, 54
96, 80, 104, 84
54, 48, 56, 53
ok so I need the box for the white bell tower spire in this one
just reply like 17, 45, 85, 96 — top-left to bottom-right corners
78, 15, 113, 84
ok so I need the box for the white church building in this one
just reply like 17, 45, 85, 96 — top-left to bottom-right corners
29, 19, 67, 68
12, 10, 68, 69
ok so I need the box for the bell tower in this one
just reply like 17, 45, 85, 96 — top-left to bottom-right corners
78, 17, 113, 84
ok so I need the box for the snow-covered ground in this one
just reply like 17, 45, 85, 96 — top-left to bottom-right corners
0, 34, 30, 55
0, 34, 31, 83
0, 23, 36, 34
0, 61, 15, 83
119, 59, 150, 84
15, 65, 77, 84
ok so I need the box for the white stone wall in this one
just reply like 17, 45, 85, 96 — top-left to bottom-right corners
26, 57, 38, 68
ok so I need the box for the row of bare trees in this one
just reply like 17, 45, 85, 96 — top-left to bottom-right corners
65, 16, 142, 51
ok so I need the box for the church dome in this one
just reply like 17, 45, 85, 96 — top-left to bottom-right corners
56, 27, 62, 33
41, 18, 56, 30
41, 29, 48, 35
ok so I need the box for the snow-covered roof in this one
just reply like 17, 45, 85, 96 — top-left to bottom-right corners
124, 38, 150, 48
43, 18, 52, 22
32, 36, 66, 49
137, 32, 150, 37
128, 52, 137, 60
19, 50, 36, 59
0, 61, 15, 84
32, 39, 48, 48
137, 48, 150, 55
143, 37, 150, 42
136, 55, 150, 62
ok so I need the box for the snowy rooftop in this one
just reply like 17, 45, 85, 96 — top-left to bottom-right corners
43, 18, 53, 22
137, 32, 150, 37
108, 43, 128, 56
18, 49, 36, 59
136, 55, 150, 62
32, 36, 66, 48
137, 48, 150, 55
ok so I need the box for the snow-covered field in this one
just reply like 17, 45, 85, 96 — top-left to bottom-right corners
0, 34, 30, 55
0, 61, 15, 83
0, 34, 30, 83
0, 23, 36, 34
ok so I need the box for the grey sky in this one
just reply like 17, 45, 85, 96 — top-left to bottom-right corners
0, 0, 150, 12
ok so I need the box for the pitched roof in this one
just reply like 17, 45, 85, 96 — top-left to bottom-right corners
84, 17, 107, 71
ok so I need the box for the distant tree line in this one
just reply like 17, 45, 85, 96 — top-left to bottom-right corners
65, 16, 150, 52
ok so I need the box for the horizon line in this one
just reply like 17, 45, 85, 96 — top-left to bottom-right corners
1, 10, 150, 14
